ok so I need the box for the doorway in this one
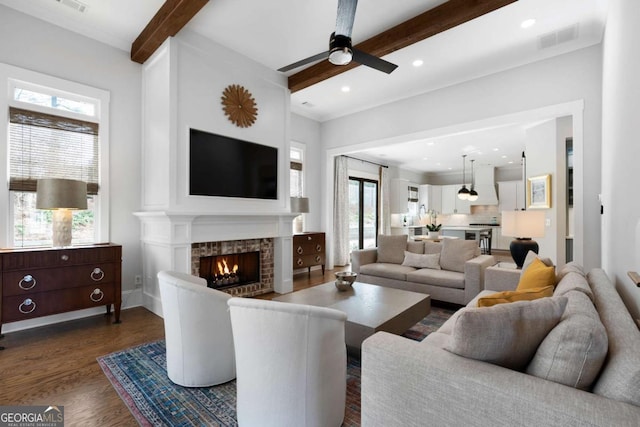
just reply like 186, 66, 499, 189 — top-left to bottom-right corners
348, 177, 378, 251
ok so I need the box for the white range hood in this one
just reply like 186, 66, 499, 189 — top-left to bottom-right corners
470, 166, 499, 205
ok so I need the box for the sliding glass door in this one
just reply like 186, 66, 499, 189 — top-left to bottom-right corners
349, 177, 378, 251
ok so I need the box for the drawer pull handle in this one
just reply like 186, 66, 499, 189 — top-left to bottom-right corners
297, 258, 304, 266
296, 246, 303, 255
19, 298, 36, 314
315, 255, 321, 262
61, 254, 69, 261
90, 288, 104, 302
316, 244, 322, 252
307, 236, 312, 241
91, 268, 105, 281
19, 274, 36, 290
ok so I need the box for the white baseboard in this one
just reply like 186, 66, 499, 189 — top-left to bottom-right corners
1, 289, 145, 334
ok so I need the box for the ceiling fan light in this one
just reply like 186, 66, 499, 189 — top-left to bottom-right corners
329, 47, 353, 65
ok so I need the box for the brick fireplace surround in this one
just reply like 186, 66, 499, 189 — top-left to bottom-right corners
191, 238, 274, 297
135, 212, 297, 317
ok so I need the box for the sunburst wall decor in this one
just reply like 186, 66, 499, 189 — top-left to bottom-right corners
221, 84, 258, 128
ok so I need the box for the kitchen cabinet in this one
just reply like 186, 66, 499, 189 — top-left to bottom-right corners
441, 184, 471, 214
418, 184, 442, 213
390, 178, 409, 213
498, 181, 525, 212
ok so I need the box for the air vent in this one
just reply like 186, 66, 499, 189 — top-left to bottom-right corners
55, 0, 88, 13
301, 101, 315, 108
538, 23, 579, 50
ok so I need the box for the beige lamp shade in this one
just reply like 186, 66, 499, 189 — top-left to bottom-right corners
36, 178, 88, 210
502, 210, 545, 238
290, 197, 310, 213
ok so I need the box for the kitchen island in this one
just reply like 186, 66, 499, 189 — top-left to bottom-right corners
440, 226, 493, 254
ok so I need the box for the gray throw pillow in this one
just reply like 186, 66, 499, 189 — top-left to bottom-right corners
376, 234, 407, 264
527, 291, 607, 390
401, 251, 441, 269
439, 239, 478, 273
445, 296, 568, 370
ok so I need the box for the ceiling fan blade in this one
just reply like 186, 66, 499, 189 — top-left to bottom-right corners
335, 0, 358, 37
352, 48, 398, 74
278, 51, 329, 72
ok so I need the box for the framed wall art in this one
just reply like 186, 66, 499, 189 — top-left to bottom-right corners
527, 174, 551, 209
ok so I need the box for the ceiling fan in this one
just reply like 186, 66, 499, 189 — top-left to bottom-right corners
278, 0, 398, 74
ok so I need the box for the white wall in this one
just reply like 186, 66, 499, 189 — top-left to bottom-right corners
601, 0, 640, 319
0, 6, 143, 294
140, 31, 290, 215
525, 119, 564, 264
291, 113, 322, 231
321, 45, 602, 271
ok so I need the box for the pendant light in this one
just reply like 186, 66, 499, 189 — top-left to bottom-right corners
468, 159, 479, 201
457, 154, 470, 200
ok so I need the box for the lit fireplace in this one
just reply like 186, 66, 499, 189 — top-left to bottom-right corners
199, 251, 260, 290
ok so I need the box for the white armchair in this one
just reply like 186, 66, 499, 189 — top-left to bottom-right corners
157, 271, 235, 387
227, 297, 348, 427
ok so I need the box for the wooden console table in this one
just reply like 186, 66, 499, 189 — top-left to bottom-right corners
0, 243, 122, 349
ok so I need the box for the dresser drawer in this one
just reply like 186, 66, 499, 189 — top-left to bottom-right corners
2, 283, 116, 323
294, 254, 326, 268
2, 264, 115, 297
1, 245, 120, 271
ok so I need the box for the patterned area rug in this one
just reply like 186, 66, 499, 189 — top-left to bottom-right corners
98, 305, 456, 427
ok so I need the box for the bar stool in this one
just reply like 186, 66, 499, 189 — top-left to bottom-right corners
480, 231, 492, 255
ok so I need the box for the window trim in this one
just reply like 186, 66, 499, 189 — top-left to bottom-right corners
0, 63, 110, 247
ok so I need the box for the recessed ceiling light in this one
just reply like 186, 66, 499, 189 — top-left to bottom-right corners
427, 142, 435, 146
412, 59, 424, 67
341, 86, 350, 93
508, 161, 514, 164
501, 155, 507, 159
448, 167, 452, 170
521, 18, 536, 29
422, 157, 428, 160
492, 148, 499, 152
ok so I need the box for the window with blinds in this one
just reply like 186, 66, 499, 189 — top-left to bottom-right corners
9, 107, 99, 194
290, 146, 304, 197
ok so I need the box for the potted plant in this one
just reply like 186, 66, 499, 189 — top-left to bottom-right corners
426, 223, 442, 238
427, 210, 441, 238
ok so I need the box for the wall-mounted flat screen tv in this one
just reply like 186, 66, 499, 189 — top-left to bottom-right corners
189, 128, 278, 199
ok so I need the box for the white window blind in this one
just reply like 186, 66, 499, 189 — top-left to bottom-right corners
9, 107, 99, 194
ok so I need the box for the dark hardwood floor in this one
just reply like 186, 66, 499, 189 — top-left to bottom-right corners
0, 265, 343, 426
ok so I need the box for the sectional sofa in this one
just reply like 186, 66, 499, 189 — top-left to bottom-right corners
361, 260, 640, 426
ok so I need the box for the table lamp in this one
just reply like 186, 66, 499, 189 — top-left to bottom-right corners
290, 196, 310, 234
501, 210, 545, 268
36, 178, 87, 247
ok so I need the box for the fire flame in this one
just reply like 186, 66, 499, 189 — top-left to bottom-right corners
216, 258, 239, 276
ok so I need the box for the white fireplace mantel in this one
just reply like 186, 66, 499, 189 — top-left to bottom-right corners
134, 211, 298, 317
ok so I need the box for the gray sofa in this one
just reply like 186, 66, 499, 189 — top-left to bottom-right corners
361, 262, 640, 426
350, 235, 495, 305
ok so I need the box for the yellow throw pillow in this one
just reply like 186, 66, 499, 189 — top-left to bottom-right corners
517, 258, 556, 291
477, 286, 554, 307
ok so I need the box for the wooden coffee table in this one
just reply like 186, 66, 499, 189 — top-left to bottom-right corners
273, 281, 430, 352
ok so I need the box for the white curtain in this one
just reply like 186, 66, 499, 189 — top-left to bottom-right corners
333, 156, 350, 266
379, 166, 391, 235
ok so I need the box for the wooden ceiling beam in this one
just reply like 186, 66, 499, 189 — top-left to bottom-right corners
288, 0, 517, 93
131, 0, 209, 64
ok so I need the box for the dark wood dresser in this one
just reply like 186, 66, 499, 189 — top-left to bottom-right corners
293, 232, 325, 275
0, 243, 122, 338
